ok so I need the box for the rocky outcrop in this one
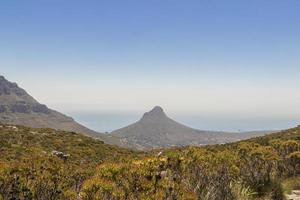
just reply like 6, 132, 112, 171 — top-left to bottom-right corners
31, 104, 50, 114
0, 76, 26, 96
0, 105, 7, 113
0, 103, 50, 114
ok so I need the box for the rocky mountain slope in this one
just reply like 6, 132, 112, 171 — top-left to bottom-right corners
0, 75, 103, 137
111, 106, 273, 149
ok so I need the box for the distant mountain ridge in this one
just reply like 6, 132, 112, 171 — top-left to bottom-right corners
0, 75, 105, 137
111, 106, 274, 150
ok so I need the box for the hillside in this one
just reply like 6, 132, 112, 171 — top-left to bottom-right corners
0, 75, 102, 137
0, 75, 128, 147
0, 124, 142, 200
86, 125, 300, 200
111, 106, 272, 150
1, 123, 299, 199
0, 124, 140, 164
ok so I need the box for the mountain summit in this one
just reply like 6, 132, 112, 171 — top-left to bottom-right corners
111, 106, 270, 150
142, 106, 167, 120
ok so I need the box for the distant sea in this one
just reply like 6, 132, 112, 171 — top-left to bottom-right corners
66, 111, 299, 133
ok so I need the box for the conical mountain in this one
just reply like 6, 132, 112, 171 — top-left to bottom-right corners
0, 75, 100, 137
111, 106, 271, 150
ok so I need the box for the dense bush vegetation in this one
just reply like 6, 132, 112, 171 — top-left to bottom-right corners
0, 124, 141, 199
1, 124, 300, 199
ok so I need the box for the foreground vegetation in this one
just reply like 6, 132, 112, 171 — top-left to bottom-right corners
0, 124, 141, 200
1, 124, 300, 199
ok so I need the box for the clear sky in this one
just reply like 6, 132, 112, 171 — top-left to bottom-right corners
1, 0, 300, 131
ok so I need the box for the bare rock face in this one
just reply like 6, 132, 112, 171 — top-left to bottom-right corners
0, 76, 26, 96
10, 104, 31, 113
31, 104, 51, 114
0, 76, 51, 114
142, 106, 167, 120
0, 105, 7, 113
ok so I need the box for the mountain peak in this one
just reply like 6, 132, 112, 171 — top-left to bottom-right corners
0, 75, 10, 85
141, 106, 167, 120
150, 106, 164, 113
0, 75, 23, 96
0, 75, 14, 85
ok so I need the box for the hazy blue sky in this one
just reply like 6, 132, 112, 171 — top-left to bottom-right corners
1, 0, 300, 131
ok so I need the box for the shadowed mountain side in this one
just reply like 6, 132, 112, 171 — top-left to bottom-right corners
111, 106, 275, 150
